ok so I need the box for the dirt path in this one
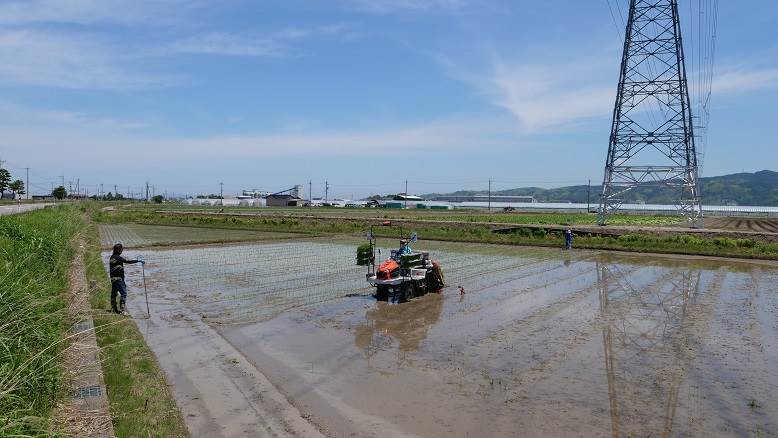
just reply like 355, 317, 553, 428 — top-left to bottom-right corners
54, 239, 115, 437
0, 202, 53, 216
120, 265, 325, 438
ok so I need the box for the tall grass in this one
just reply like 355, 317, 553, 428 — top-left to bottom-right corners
0, 206, 82, 436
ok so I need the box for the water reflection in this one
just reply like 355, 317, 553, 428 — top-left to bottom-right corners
596, 257, 714, 438
355, 293, 444, 355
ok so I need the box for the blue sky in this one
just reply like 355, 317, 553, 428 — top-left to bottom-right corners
0, 0, 776, 198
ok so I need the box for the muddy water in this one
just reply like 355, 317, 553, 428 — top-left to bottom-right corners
114, 241, 778, 437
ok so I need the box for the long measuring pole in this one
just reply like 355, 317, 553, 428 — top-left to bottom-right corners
142, 262, 150, 316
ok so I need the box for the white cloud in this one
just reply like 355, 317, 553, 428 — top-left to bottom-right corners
0, 105, 517, 169
0, 0, 200, 25
0, 101, 149, 131
713, 66, 778, 94
442, 55, 615, 133
163, 24, 355, 57
489, 64, 614, 132
0, 30, 178, 90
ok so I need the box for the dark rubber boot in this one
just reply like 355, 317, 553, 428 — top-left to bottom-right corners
119, 298, 126, 313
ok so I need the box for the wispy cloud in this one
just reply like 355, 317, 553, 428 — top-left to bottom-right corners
0, 100, 149, 130
442, 54, 615, 133
713, 66, 778, 94
488, 63, 614, 132
0, 0, 200, 25
163, 24, 355, 57
0, 108, 517, 168
0, 30, 178, 90
347, 0, 468, 13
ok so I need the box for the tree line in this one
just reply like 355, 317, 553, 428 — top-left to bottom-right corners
0, 167, 25, 199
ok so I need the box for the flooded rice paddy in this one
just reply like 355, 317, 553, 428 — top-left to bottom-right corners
99, 223, 301, 248
114, 238, 778, 437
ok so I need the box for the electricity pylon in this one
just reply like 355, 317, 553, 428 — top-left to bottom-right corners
599, 0, 703, 227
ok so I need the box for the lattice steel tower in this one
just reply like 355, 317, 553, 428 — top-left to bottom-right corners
599, 0, 703, 227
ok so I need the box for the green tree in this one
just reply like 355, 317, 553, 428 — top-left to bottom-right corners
0, 168, 11, 198
52, 186, 67, 200
9, 180, 25, 198
152, 194, 164, 203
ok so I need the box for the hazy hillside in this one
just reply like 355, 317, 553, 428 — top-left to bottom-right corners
424, 170, 778, 206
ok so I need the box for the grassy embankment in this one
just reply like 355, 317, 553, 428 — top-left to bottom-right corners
0, 206, 80, 436
124, 203, 683, 226
0, 204, 187, 437
95, 208, 778, 260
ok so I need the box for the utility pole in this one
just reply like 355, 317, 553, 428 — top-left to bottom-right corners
25, 168, 29, 200
114, 184, 118, 198
325, 181, 329, 204
587, 179, 591, 213
68, 181, 72, 194
100, 183, 104, 199
404, 180, 408, 209
76, 179, 79, 199
145, 181, 149, 202
219, 182, 223, 199
127, 186, 130, 200
488, 179, 492, 212
309, 181, 312, 202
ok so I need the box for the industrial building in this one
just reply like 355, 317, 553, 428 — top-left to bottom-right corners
266, 194, 305, 207
431, 195, 536, 203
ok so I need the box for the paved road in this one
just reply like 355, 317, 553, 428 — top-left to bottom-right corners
0, 203, 53, 216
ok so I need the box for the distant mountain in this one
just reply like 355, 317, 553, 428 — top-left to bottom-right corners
423, 170, 778, 206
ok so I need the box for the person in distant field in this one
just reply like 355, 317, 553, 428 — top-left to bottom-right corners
564, 229, 573, 250
398, 239, 412, 256
109, 243, 144, 314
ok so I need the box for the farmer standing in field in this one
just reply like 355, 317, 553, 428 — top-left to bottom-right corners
564, 229, 573, 250
109, 243, 144, 314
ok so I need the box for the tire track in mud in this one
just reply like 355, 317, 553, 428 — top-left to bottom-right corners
478, 267, 725, 438
458, 265, 679, 380
685, 269, 778, 436
436, 259, 602, 343
436, 265, 686, 438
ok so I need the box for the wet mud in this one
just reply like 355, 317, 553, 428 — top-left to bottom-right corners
111, 240, 778, 437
